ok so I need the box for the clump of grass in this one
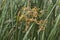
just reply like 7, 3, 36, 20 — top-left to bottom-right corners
0, 0, 60, 40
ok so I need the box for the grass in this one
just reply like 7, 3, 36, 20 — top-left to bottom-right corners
0, 0, 60, 40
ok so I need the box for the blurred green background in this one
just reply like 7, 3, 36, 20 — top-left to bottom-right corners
0, 0, 60, 40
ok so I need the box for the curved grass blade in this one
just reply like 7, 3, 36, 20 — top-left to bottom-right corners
23, 23, 34, 40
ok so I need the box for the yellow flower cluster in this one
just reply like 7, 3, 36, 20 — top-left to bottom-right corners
17, 6, 47, 32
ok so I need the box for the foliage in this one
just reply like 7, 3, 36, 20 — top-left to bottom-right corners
0, 0, 60, 40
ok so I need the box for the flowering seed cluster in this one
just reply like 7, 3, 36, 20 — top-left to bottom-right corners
17, 6, 48, 32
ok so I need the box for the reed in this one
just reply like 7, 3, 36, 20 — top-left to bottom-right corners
0, 0, 60, 40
